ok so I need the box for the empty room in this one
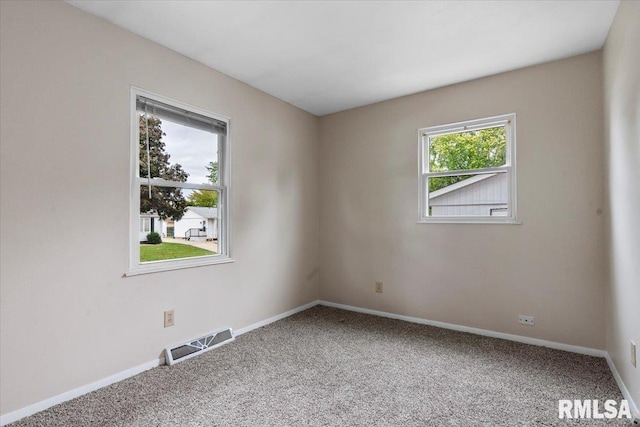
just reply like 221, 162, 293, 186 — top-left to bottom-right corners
1, 0, 638, 425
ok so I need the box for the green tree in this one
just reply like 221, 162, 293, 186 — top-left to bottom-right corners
187, 161, 219, 207
139, 115, 189, 221
428, 127, 506, 192
206, 161, 219, 185
187, 190, 217, 207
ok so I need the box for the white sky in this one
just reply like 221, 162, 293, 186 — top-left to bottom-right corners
161, 119, 218, 185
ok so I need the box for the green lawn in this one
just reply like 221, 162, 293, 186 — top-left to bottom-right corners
140, 242, 215, 262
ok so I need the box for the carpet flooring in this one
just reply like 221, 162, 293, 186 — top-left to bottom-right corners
11, 306, 632, 426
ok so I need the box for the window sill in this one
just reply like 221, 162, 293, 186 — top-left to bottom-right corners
417, 218, 522, 225
125, 256, 235, 277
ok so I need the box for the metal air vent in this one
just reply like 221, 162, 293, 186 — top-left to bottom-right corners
165, 327, 234, 365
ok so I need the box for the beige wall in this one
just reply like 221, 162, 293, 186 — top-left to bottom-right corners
0, 1, 319, 414
603, 0, 640, 407
2, 0, 636, 419
319, 52, 607, 349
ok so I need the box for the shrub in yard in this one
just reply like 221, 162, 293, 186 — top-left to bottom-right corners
146, 232, 162, 245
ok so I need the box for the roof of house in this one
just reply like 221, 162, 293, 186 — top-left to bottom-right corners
140, 211, 159, 218
187, 207, 218, 219
429, 173, 498, 199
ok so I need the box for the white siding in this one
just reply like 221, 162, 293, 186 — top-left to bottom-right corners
158, 219, 168, 237
138, 217, 151, 242
174, 212, 205, 239
430, 173, 508, 217
207, 218, 218, 239
138, 217, 166, 241
173, 209, 218, 240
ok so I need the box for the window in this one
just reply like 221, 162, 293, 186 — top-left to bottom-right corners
129, 88, 232, 275
140, 218, 151, 233
418, 113, 517, 223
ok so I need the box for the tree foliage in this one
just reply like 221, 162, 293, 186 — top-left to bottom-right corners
187, 190, 217, 207
206, 161, 219, 185
187, 161, 219, 207
139, 115, 189, 220
428, 127, 506, 192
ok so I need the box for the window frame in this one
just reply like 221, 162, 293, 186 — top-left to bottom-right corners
140, 217, 151, 233
128, 87, 233, 276
418, 113, 518, 224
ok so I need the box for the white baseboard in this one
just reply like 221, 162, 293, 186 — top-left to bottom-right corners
234, 300, 320, 336
320, 300, 638, 415
0, 357, 164, 426
605, 353, 639, 417
318, 301, 606, 357
318, 300, 640, 415
3, 299, 635, 425
0, 299, 321, 426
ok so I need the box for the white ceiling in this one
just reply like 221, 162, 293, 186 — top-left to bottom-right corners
67, 1, 619, 116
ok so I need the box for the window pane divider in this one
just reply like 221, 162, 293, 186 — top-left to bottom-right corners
424, 166, 509, 178
130, 87, 232, 275
136, 177, 225, 191
422, 120, 509, 137
418, 113, 517, 223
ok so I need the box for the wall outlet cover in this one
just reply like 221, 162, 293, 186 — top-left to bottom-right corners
518, 315, 535, 326
164, 310, 175, 328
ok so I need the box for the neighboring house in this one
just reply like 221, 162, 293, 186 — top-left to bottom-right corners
139, 213, 167, 242
174, 207, 218, 240
429, 173, 508, 217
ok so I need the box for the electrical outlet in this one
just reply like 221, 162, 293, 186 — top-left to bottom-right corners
631, 341, 637, 368
164, 310, 175, 328
375, 282, 383, 293
518, 315, 535, 326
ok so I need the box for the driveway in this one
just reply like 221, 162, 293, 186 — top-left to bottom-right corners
163, 237, 218, 253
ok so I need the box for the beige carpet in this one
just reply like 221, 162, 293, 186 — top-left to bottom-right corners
11, 306, 632, 426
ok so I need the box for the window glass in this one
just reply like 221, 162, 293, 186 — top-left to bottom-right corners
428, 126, 506, 173
131, 90, 230, 274
419, 114, 516, 223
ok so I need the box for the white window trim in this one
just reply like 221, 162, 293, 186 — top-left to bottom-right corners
127, 87, 234, 276
417, 113, 519, 224
140, 217, 151, 233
